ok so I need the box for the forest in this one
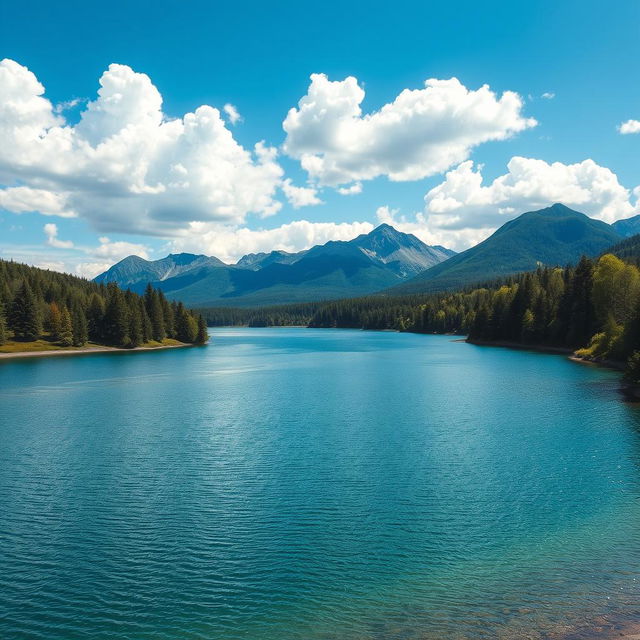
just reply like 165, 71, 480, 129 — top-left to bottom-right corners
0, 259, 208, 350
197, 242, 640, 381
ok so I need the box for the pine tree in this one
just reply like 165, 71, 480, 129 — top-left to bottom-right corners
87, 293, 105, 342
103, 283, 129, 346
195, 314, 209, 345
71, 303, 88, 346
160, 292, 175, 338
59, 306, 74, 347
128, 302, 143, 347
48, 302, 63, 340
9, 281, 42, 340
176, 303, 197, 343
140, 299, 152, 343
145, 284, 165, 342
0, 303, 6, 345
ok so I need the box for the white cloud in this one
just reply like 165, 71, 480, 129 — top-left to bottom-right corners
424, 157, 637, 228
74, 262, 115, 279
72, 237, 151, 279
541, 92, 555, 100
337, 182, 362, 195
0, 186, 76, 217
53, 97, 84, 114
371, 157, 640, 252
223, 103, 242, 125
281, 179, 323, 208
170, 220, 375, 263
283, 73, 536, 187
91, 236, 150, 260
0, 59, 283, 235
43, 223, 74, 248
619, 119, 640, 135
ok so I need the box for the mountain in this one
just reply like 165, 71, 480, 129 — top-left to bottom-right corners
235, 250, 305, 270
606, 233, 640, 266
94, 225, 455, 307
95, 253, 225, 287
351, 223, 455, 277
612, 214, 640, 238
388, 204, 623, 295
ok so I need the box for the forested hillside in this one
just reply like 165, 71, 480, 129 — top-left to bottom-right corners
306, 251, 640, 379
0, 259, 208, 351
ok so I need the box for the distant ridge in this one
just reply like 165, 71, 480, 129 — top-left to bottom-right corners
387, 204, 623, 295
94, 225, 455, 307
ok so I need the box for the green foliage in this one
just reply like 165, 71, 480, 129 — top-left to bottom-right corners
0, 258, 204, 350
59, 306, 74, 347
195, 314, 208, 345
176, 302, 197, 343
71, 303, 89, 347
0, 304, 6, 345
9, 281, 42, 340
625, 351, 640, 384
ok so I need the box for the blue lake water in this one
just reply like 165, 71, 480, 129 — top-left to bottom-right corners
1, 328, 640, 639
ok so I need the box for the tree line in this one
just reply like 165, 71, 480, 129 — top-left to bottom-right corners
0, 259, 208, 349
199, 301, 323, 327
196, 247, 640, 381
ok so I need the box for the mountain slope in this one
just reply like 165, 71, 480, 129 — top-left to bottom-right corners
612, 214, 640, 238
388, 204, 623, 295
94, 225, 455, 307
351, 223, 455, 277
95, 253, 225, 287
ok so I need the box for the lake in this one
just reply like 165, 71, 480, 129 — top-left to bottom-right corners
1, 328, 640, 639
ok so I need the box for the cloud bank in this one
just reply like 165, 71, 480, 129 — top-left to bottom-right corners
0, 58, 283, 235
283, 73, 536, 187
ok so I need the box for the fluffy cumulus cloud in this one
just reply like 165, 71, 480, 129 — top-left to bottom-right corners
44, 223, 74, 248
373, 157, 640, 252
619, 119, 640, 134
0, 59, 283, 235
282, 73, 536, 187
170, 220, 374, 263
0, 186, 75, 217
72, 237, 152, 279
281, 179, 323, 208
424, 157, 638, 228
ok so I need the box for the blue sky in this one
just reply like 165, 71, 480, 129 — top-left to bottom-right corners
0, 0, 638, 275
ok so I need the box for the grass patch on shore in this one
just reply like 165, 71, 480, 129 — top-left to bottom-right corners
0, 336, 187, 354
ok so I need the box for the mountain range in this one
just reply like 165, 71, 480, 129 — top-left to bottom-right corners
95, 204, 635, 307
389, 203, 623, 295
95, 224, 455, 307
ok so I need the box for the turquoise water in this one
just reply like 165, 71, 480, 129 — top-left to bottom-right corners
1, 329, 640, 639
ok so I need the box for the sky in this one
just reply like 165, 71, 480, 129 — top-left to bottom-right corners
0, 0, 638, 277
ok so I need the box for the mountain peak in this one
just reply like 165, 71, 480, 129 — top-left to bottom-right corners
389, 204, 622, 295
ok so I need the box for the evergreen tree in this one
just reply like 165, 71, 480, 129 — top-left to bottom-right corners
140, 299, 152, 343
59, 306, 74, 347
0, 304, 6, 345
145, 284, 165, 341
128, 302, 143, 347
86, 293, 105, 342
9, 281, 42, 340
48, 302, 63, 340
103, 283, 129, 346
195, 314, 209, 345
71, 303, 88, 346
176, 303, 197, 343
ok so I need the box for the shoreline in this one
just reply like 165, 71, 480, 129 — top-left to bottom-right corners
467, 337, 640, 401
0, 342, 197, 361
